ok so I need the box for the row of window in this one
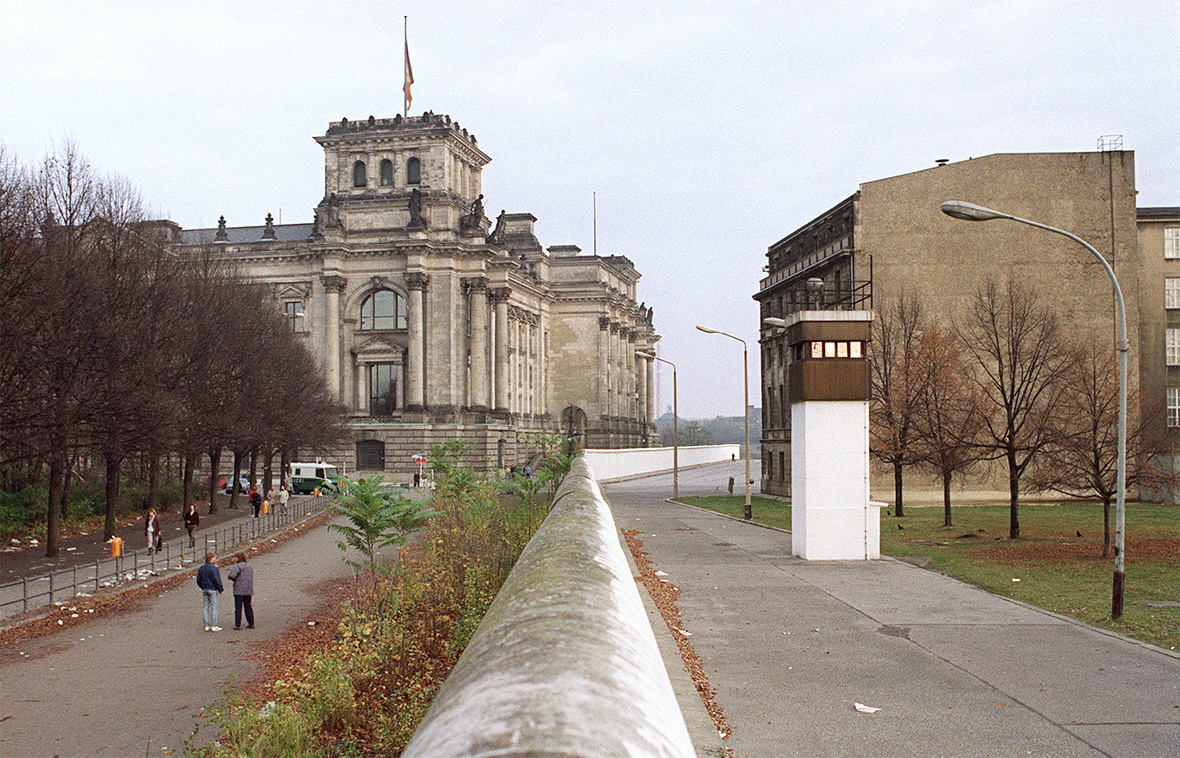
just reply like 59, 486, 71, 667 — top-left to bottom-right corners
283, 289, 408, 333
353, 157, 421, 188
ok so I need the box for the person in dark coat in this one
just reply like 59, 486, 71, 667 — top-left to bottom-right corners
227, 551, 255, 630
249, 486, 262, 518
196, 552, 223, 632
183, 503, 200, 548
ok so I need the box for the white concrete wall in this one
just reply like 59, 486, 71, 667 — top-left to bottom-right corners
792, 400, 878, 560
583, 445, 741, 482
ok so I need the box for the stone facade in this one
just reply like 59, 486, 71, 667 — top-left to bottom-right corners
172, 112, 658, 478
756, 151, 1144, 498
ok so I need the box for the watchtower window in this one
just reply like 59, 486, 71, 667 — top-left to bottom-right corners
406, 156, 421, 184
359, 289, 407, 330
352, 160, 367, 188
379, 159, 394, 186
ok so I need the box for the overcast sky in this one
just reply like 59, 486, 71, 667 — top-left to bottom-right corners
2, 1, 1176, 418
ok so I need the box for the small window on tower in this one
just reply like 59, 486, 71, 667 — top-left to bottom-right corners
353, 160, 367, 188
380, 159, 394, 186
406, 156, 421, 184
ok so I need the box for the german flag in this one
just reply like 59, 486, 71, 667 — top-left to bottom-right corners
403, 38, 414, 112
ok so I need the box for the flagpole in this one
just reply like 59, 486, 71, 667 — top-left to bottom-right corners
403, 16, 409, 118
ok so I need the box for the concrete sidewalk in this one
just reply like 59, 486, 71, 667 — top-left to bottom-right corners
603, 462, 1180, 758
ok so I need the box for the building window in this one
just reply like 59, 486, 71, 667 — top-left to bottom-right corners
379, 159, 393, 186
1166, 228, 1180, 260
1168, 329, 1180, 366
359, 289, 407, 330
1169, 388, 1180, 428
352, 160, 367, 188
368, 363, 398, 416
356, 439, 386, 470
406, 156, 421, 184
1167, 279, 1180, 310
283, 300, 304, 331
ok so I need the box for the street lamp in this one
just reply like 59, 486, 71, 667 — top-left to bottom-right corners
639, 350, 678, 499
696, 325, 752, 519
940, 200, 1129, 620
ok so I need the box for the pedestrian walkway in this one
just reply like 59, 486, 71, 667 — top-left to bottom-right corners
603, 462, 1180, 758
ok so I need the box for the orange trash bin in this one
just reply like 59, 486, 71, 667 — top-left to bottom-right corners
110, 537, 123, 558
262, 500, 269, 514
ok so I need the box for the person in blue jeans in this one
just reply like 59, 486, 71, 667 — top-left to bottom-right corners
227, 552, 255, 630
196, 552, 223, 632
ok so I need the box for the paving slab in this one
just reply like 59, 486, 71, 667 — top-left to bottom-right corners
603, 462, 1180, 758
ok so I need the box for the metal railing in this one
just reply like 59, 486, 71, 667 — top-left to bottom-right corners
0, 495, 327, 619
402, 456, 694, 758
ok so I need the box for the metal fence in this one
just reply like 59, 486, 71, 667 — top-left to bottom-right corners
0, 495, 327, 619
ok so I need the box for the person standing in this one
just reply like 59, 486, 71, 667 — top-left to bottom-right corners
196, 553, 223, 632
145, 508, 161, 554
227, 552, 255, 630
183, 503, 200, 548
249, 486, 262, 518
277, 483, 290, 516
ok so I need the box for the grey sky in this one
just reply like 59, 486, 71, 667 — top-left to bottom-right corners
2, 1, 1176, 417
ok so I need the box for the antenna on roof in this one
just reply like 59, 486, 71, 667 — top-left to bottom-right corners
593, 191, 597, 256
1097, 135, 1123, 151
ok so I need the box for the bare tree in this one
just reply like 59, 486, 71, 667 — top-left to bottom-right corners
870, 294, 928, 517
956, 279, 1075, 539
1027, 344, 1169, 556
911, 325, 986, 527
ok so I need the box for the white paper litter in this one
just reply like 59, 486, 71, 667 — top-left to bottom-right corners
854, 702, 881, 714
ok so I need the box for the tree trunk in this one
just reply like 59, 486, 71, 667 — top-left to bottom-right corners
208, 448, 221, 515
181, 455, 193, 511
104, 455, 122, 540
280, 449, 290, 488
249, 446, 259, 490
893, 462, 905, 517
263, 449, 273, 499
1007, 450, 1020, 539
942, 469, 953, 527
230, 450, 244, 509
148, 451, 159, 512
46, 455, 63, 558
1102, 494, 1112, 559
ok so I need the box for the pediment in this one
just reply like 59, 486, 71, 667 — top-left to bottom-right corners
354, 336, 404, 358
273, 282, 312, 299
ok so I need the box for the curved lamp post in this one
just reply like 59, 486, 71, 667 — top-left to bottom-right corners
696, 325, 751, 519
940, 200, 1128, 620
639, 350, 678, 499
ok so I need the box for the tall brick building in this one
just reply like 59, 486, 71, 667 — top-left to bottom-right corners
755, 150, 1161, 498
166, 112, 659, 477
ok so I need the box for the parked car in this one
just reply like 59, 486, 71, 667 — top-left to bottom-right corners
224, 475, 251, 494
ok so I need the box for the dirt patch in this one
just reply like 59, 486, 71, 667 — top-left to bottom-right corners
975, 536, 1178, 565
623, 528, 732, 753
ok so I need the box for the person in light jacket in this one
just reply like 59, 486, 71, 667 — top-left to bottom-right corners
196, 552, 223, 632
227, 552, 255, 630
145, 508, 161, 553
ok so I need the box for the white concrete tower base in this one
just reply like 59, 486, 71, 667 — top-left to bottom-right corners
791, 400, 879, 560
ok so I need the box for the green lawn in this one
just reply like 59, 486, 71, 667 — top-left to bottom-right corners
676, 496, 1180, 652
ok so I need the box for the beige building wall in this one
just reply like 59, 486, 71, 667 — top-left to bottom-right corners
757, 150, 1144, 499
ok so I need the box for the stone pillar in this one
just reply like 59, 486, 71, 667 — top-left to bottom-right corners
492, 287, 512, 413
465, 278, 490, 411
636, 351, 647, 427
320, 275, 346, 398
405, 272, 429, 412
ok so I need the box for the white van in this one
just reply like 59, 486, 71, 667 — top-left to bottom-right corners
289, 462, 340, 494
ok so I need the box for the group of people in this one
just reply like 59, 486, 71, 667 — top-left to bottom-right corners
144, 482, 293, 551
195, 551, 256, 632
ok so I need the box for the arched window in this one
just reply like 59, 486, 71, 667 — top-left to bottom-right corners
359, 289, 407, 330
406, 156, 421, 184
352, 160, 367, 188
379, 159, 394, 186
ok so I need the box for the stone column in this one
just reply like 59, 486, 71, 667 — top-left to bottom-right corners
636, 351, 647, 426
598, 317, 611, 427
492, 287, 512, 413
405, 272, 429, 412
320, 275, 346, 398
464, 278, 490, 411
